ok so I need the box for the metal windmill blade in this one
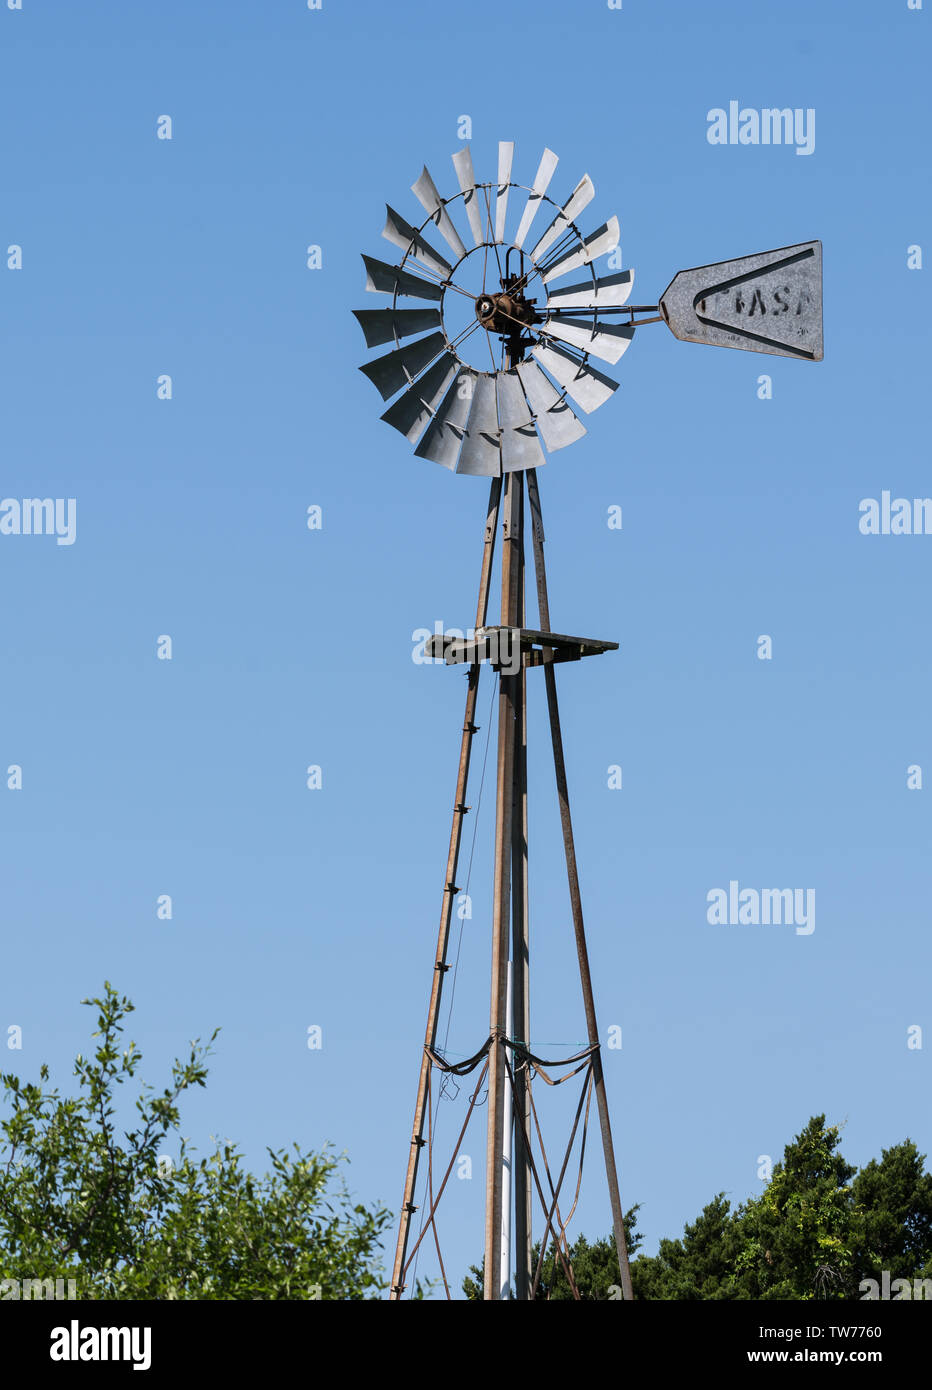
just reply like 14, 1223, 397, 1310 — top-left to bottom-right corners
546, 269, 634, 311
494, 141, 514, 244
361, 255, 445, 301
359, 331, 448, 401
352, 307, 442, 349
539, 217, 621, 283
529, 174, 595, 263
539, 314, 634, 366
354, 142, 631, 477
411, 166, 468, 262
380, 354, 459, 443
497, 369, 546, 472
452, 147, 485, 249
456, 373, 501, 477
382, 206, 452, 279
513, 147, 559, 250
514, 358, 586, 450
532, 340, 619, 412
415, 369, 475, 470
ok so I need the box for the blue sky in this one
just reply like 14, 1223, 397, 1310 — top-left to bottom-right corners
0, 0, 929, 1296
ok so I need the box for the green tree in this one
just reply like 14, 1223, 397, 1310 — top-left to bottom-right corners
850, 1139, 932, 1289
631, 1194, 741, 1300
0, 983, 391, 1299
632, 1118, 877, 1300
629, 1117, 932, 1300
462, 1116, 932, 1300
730, 1116, 859, 1299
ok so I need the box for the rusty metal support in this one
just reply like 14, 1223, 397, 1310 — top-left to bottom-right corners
390, 476, 503, 1299
483, 469, 522, 1300
525, 467, 634, 1301
511, 475, 533, 1300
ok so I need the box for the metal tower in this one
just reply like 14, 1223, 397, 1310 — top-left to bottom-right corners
353, 141, 822, 1300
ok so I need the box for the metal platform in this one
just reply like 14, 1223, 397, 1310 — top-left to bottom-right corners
424, 625, 618, 669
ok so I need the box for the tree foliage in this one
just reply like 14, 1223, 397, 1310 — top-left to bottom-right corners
463, 1116, 932, 1300
0, 984, 391, 1299
632, 1116, 932, 1300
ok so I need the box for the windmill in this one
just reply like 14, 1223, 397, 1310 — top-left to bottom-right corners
354, 141, 822, 1301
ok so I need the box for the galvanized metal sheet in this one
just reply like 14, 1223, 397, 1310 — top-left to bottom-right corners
495, 367, 533, 434
530, 174, 595, 263
533, 341, 618, 414
382, 205, 452, 279
380, 353, 458, 442
411, 165, 468, 262
414, 368, 475, 470
515, 360, 586, 451
352, 307, 442, 349
425, 632, 501, 665
426, 626, 617, 664
541, 315, 634, 366
362, 254, 444, 301
507, 626, 618, 654
546, 268, 634, 311
541, 217, 620, 284
451, 147, 485, 249
496, 369, 546, 473
456, 373, 501, 476
494, 141, 514, 244
659, 241, 823, 360
513, 147, 559, 251
359, 330, 446, 401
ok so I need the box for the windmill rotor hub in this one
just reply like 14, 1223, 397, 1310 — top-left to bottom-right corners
475, 293, 496, 324
474, 287, 538, 335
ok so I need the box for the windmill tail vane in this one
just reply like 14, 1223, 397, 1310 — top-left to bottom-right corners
352, 140, 822, 1301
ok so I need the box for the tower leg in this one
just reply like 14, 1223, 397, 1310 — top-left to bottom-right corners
511, 474, 533, 1300
525, 468, 634, 1302
390, 478, 502, 1300
483, 470, 522, 1300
